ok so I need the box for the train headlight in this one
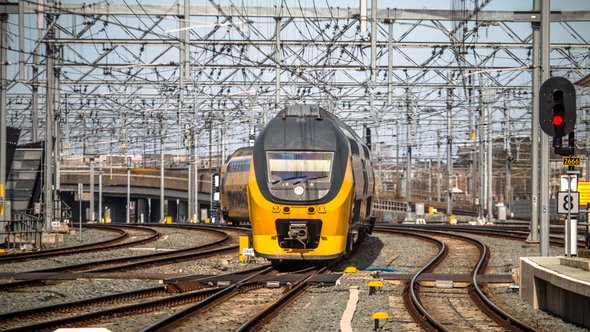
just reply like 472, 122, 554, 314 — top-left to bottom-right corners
293, 185, 305, 196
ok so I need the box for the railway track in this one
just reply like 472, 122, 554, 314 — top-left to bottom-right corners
377, 226, 535, 331
0, 224, 159, 263
0, 222, 572, 330
383, 223, 585, 248
0, 263, 333, 332
0, 265, 272, 332
142, 265, 333, 332
0, 224, 241, 290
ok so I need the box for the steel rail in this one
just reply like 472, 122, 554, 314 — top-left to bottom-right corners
383, 226, 537, 331
385, 229, 450, 332
37, 228, 231, 273
0, 225, 233, 290
380, 223, 584, 247
235, 265, 330, 332
2, 287, 227, 332
0, 265, 271, 330
0, 224, 132, 263
467, 233, 536, 331
0, 286, 166, 324
141, 265, 276, 332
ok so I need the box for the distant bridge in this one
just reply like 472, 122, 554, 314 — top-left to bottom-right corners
60, 167, 215, 223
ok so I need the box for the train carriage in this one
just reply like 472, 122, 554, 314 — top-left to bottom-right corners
220, 147, 252, 226
246, 104, 375, 262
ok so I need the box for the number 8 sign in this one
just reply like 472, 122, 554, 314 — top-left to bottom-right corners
557, 192, 580, 214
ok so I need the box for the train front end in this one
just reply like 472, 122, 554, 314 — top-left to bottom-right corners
248, 105, 353, 261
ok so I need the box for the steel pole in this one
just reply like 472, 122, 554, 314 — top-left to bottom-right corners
436, 130, 441, 202
44, 4, 55, 231
160, 134, 165, 223
446, 78, 453, 216
540, 0, 551, 256
126, 158, 130, 224
530, 0, 541, 242
32, 35, 39, 142
487, 101, 494, 224
198, 127, 199, 222
98, 166, 102, 223
275, 17, 281, 109
89, 159, 94, 222
387, 20, 393, 104
478, 89, 486, 220
505, 106, 513, 217
187, 131, 193, 223
405, 89, 412, 216
396, 122, 400, 196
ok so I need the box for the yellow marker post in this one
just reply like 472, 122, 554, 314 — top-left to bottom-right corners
449, 215, 456, 225
368, 280, 384, 295
344, 266, 357, 273
371, 312, 390, 331
239, 236, 250, 262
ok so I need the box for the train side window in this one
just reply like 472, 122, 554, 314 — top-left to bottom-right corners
362, 160, 368, 195
348, 138, 359, 155
365, 197, 372, 217
362, 145, 370, 159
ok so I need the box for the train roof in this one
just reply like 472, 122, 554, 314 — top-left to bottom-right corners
224, 146, 253, 163
279, 104, 337, 121
278, 104, 364, 143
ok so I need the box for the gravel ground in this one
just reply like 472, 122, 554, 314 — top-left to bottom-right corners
455, 232, 587, 332
0, 224, 267, 331
0, 226, 228, 273
0, 278, 163, 313
261, 233, 437, 332
1, 227, 587, 331
261, 231, 587, 332
62, 226, 121, 247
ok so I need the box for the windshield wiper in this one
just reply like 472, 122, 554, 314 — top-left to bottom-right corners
293, 175, 328, 185
271, 175, 308, 185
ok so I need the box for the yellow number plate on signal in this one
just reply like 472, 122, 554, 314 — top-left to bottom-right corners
562, 156, 580, 166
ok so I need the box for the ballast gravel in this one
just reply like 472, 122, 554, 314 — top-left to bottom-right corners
260, 230, 586, 332
0, 224, 587, 331
0, 226, 228, 273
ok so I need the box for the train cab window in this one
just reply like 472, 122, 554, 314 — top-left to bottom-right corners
266, 151, 333, 184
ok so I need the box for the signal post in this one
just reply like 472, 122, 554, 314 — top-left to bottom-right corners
539, 76, 579, 256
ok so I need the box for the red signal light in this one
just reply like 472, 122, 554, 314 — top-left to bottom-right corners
553, 114, 564, 126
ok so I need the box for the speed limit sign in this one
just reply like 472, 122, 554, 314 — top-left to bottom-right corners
557, 191, 579, 214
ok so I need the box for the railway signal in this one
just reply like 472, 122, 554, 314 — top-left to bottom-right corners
539, 77, 576, 138
539, 77, 577, 155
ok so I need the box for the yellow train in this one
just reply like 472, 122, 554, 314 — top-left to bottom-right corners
222, 104, 374, 262
220, 147, 252, 226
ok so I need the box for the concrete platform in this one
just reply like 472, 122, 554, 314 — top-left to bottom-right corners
520, 256, 590, 328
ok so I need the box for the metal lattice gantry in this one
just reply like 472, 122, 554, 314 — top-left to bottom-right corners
3, 1, 589, 154
1, 0, 590, 224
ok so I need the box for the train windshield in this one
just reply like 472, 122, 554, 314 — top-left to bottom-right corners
267, 151, 333, 184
